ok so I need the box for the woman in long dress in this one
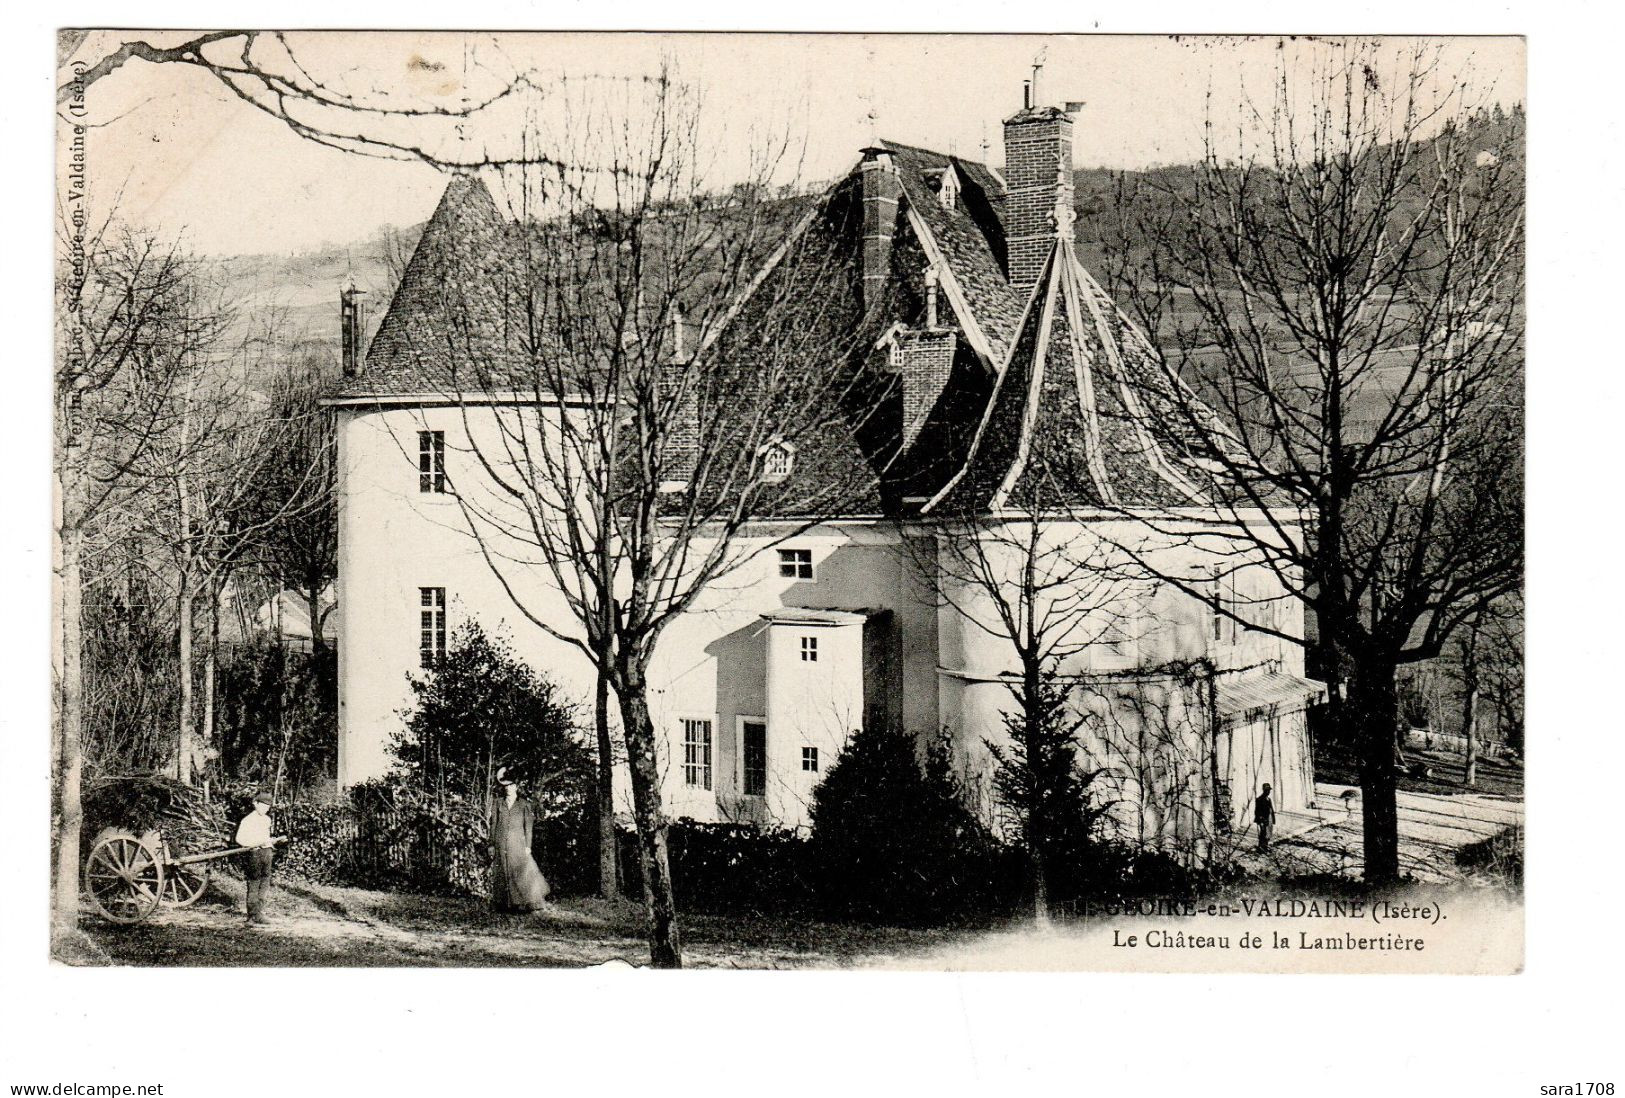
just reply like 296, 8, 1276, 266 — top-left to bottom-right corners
490, 771, 551, 912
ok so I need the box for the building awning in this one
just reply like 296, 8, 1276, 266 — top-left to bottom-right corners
760, 606, 877, 627
1216, 669, 1327, 723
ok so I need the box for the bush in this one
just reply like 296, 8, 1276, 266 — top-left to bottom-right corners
617, 821, 816, 916
397, 621, 593, 812
269, 781, 492, 895
391, 621, 599, 895
259, 619, 604, 899
1046, 841, 1245, 909
215, 639, 336, 796
808, 726, 1016, 926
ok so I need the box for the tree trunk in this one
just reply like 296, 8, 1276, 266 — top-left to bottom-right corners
200, 577, 221, 787
306, 569, 326, 660
614, 661, 681, 968
52, 475, 85, 934
175, 374, 195, 783
1462, 692, 1479, 788
1349, 656, 1402, 885
176, 574, 194, 783
1021, 660, 1048, 923
595, 661, 619, 899
593, 509, 619, 900
1461, 617, 1481, 789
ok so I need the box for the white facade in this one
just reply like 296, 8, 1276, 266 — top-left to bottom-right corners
334, 401, 1318, 840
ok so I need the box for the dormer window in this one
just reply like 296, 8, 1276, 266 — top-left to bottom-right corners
937, 166, 960, 212
760, 440, 795, 483
875, 323, 908, 372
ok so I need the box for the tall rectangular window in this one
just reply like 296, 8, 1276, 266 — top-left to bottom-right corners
801, 747, 819, 773
682, 718, 713, 790
1099, 606, 1137, 665
419, 587, 446, 667
419, 430, 446, 493
742, 721, 767, 797
778, 548, 814, 580
800, 635, 818, 662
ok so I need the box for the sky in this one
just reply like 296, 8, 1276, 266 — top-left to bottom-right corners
61, 32, 1525, 257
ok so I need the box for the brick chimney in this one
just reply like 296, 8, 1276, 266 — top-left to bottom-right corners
884, 265, 958, 451
898, 328, 956, 450
1002, 95, 1075, 292
340, 280, 367, 378
661, 306, 698, 488
860, 147, 900, 310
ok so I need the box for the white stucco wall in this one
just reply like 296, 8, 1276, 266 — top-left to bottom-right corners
931, 518, 1312, 845
334, 402, 940, 827
643, 523, 938, 828
334, 402, 598, 787
335, 401, 1315, 841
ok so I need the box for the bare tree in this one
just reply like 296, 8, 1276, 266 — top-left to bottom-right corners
244, 357, 341, 660
54, 214, 217, 931
916, 477, 1145, 919
131, 309, 238, 784
398, 76, 870, 965
60, 32, 555, 173
1101, 43, 1523, 883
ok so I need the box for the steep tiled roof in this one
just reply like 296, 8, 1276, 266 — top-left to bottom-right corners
343, 139, 1247, 521
926, 236, 1208, 515
342, 174, 535, 398
880, 141, 1025, 365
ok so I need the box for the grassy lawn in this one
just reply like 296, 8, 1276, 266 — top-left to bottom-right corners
1315, 744, 1524, 798
70, 874, 974, 969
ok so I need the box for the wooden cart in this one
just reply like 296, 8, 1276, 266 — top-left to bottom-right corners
82, 829, 263, 924
80, 774, 283, 925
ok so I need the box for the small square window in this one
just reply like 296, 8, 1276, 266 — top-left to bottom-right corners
800, 635, 818, 662
801, 747, 819, 773
778, 548, 814, 580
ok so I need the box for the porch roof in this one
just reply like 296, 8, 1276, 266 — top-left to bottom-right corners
759, 606, 878, 627
1216, 669, 1328, 723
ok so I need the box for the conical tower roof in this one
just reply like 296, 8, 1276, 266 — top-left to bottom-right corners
350, 173, 532, 394
925, 235, 1218, 514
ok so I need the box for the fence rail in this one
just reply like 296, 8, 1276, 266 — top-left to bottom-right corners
1403, 727, 1507, 760
277, 802, 491, 897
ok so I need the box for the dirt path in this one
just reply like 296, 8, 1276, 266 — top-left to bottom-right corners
1243, 782, 1524, 882
76, 876, 956, 969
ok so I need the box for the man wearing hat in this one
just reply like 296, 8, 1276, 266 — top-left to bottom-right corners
1254, 783, 1277, 853
235, 789, 282, 926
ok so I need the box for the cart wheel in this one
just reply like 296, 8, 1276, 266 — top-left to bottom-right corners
84, 830, 164, 924
161, 861, 210, 907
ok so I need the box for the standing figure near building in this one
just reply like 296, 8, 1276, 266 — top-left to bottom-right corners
490, 770, 551, 913
235, 789, 282, 926
1254, 783, 1276, 853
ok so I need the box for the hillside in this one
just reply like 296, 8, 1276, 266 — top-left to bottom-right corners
210, 223, 417, 386
210, 106, 1520, 396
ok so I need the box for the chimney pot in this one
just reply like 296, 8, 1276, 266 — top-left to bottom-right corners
340, 284, 367, 378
